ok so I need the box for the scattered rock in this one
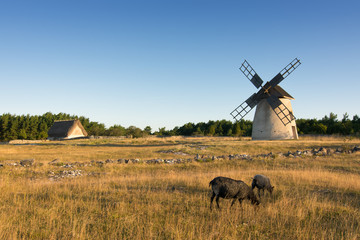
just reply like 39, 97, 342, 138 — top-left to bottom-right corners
117, 159, 126, 164
48, 169, 83, 181
164, 159, 174, 164
277, 152, 284, 157
73, 162, 86, 167
327, 148, 335, 155
316, 147, 327, 156
62, 164, 73, 168
335, 148, 343, 154
336, 147, 343, 152
352, 146, 360, 153
154, 159, 163, 164
7, 162, 18, 166
131, 159, 140, 163
48, 159, 60, 165
302, 150, 313, 156
114, 158, 142, 164
234, 154, 252, 160
144, 158, 192, 164
295, 150, 302, 156
5, 145, 360, 170
20, 159, 34, 167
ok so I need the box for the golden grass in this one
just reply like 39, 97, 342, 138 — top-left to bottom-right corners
0, 136, 359, 239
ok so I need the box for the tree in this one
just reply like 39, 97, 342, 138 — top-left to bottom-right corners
207, 124, 216, 136
0, 114, 11, 140
192, 127, 201, 136
232, 122, 243, 137
7, 117, 19, 140
126, 126, 143, 138
87, 122, 106, 136
144, 126, 152, 135
178, 123, 195, 136
37, 120, 48, 139
155, 127, 167, 136
314, 123, 327, 134
107, 125, 126, 136
28, 116, 39, 140
18, 129, 27, 139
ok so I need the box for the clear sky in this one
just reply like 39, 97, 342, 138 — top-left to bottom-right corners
1, 1, 359, 131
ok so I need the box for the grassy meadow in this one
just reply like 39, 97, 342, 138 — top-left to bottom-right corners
0, 136, 359, 239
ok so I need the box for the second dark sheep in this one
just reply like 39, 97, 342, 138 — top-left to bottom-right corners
251, 174, 274, 198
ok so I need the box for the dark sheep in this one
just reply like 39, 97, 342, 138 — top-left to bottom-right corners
251, 174, 274, 198
209, 176, 260, 210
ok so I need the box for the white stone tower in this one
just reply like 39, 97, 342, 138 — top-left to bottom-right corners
252, 97, 298, 140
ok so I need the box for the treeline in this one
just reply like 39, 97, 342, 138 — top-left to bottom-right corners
0, 112, 103, 141
0, 112, 151, 141
153, 120, 252, 137
0, 112, 251, 141
296, 113, 360, 135
154, 113, 360, 137
0, 112, 359, 141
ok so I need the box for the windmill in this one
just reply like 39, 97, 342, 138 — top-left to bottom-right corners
230, 58, 301, 140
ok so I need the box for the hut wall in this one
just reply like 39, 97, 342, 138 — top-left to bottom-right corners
67, 125, 86, 139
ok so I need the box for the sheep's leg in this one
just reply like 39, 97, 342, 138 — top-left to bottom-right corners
210, 192, 215, 210
238, 199, 244, 214
230, 198, 237, 208
258, 189, 261, 198
215, 196, 220, 209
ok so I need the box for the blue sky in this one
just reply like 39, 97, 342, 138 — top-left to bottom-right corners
1, 1, 359, 131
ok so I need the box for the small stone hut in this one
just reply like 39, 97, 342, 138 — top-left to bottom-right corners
47, 120, 88, 140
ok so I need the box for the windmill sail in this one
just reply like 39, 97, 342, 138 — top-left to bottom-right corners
269, 58, 301, 87
239, 60, 263, 88
230, 93, 258, 121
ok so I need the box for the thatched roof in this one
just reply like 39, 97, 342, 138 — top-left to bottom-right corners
48, 120, 88, 139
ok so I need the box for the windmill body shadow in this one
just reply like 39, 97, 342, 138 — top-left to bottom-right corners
231, 59, 301, 140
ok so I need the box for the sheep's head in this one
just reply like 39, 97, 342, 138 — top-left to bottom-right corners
269, 186, 275, 195
250, 195, 260, 205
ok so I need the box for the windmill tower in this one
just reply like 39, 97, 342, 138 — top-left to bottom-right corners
230, 58, 301, 140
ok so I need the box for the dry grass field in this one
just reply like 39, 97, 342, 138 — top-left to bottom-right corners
0, 136, 359, 239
